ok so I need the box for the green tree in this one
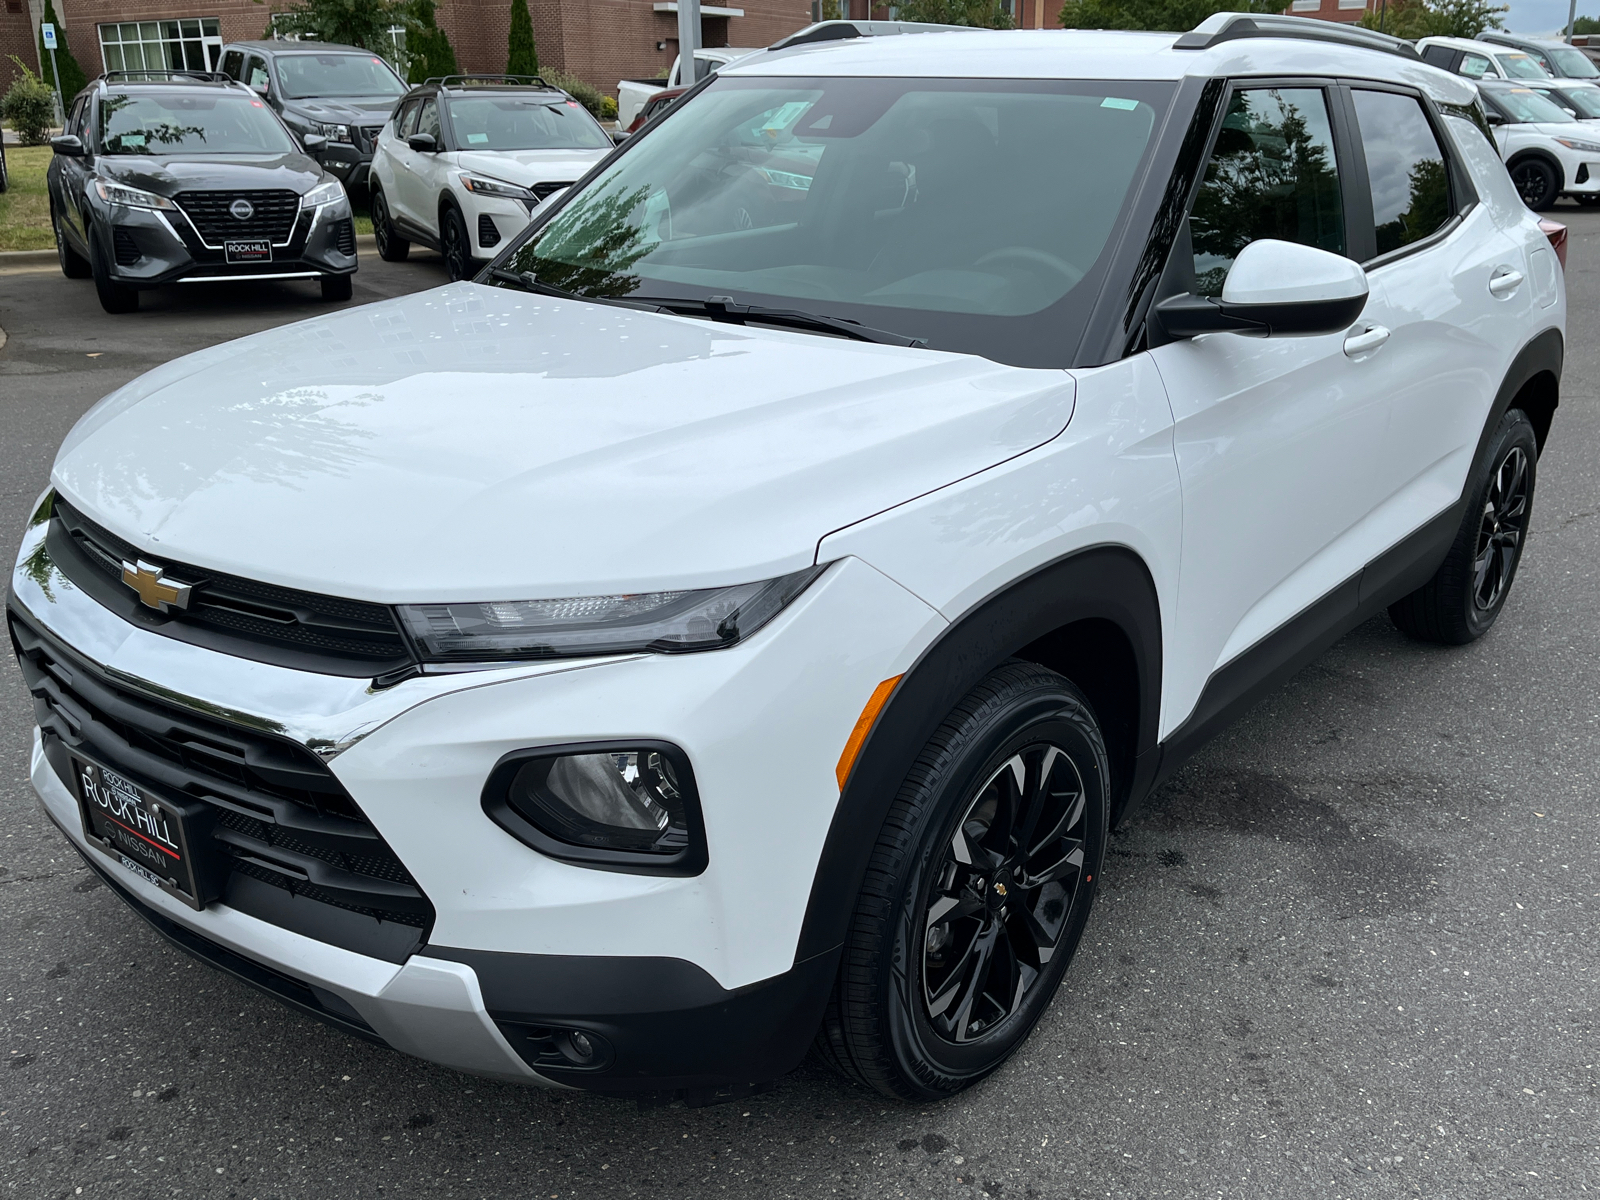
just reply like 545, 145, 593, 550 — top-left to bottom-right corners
895, 0, 1016, 26
405, 0, 458, 83
1358, 0, 1505, 38
1573, 14, 1600, 32
36, 0, 87, 100
260, 0, 406, 53
507, 0, 539, 75
1059, 0, 1279, 31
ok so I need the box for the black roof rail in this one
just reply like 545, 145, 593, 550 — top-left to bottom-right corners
768, 19, 967, 51
1173, 13, 1421, 60
98, 69, 234, 84
423, 73, 552, 89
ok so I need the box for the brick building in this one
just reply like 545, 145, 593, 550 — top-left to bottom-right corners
1, 0, 812, 94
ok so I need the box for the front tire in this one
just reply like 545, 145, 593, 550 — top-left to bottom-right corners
441, 205, 473, 282
1509, 157, 1560, 211
320, 272, 353, 302
815, 662, 1109, 1101
54, 205, 90, 279
1389, 408, 1538, 645
371, 188, 409, 262
89, 227, 138, 314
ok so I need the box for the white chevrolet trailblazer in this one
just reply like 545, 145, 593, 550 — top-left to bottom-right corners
9, 16, 1565, 1104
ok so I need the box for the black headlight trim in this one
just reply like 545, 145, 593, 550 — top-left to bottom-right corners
481, 740, 708, 877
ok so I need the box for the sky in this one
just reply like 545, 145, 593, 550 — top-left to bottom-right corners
1500, 0, 1590, 36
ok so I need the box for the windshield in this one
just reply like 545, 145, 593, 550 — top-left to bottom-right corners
1544, 85, 1600, 117
99, 91, 297, 155
1492, 86, 1577, 123
492, 76, 1170, 366
1497, 52, 1551, 80
1547, 46, 1600, 78
275, 53, 404, 99
446, 94, 612, 150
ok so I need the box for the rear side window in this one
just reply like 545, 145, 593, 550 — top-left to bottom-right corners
1421, 45, 1456, 69
1189, 87, 1345, 297
221, 49, 244, 80
1351, 90, 1452, 257
1459, 53, 1492, 79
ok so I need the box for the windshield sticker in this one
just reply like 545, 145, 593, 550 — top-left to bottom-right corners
467, 132, 488, 144
1101, 97, 1140, 111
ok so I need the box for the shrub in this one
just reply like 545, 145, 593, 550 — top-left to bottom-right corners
543, 69, 606, 119
405, 0, 458, 83
2, 57, 56, 145
36, 0, 88, 98
600, 94, 617, 121
507, 0, 539, 75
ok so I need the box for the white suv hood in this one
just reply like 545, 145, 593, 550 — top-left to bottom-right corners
453, 148, 608, 186
52, 284, 1076, 603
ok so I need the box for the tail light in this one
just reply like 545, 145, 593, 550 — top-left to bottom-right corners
1538, 218, 1568, 270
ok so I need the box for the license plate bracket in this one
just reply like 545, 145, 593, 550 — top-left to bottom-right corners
224, 239, 272, 263
72, 754, 219, 910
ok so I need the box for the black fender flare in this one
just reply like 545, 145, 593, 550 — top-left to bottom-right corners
791, 544, 1163, 965
1481, 325, 1562, 456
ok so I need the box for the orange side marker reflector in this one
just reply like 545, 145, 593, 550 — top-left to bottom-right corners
836, 675, 903, 790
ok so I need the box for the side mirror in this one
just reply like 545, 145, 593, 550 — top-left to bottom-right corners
610, 129, 631, 145
50, 134, 85, 156
302, 132, 327, 157
408, 132, 438, 153
1154, 239, 1368, 339
1485, 110, 1507, 126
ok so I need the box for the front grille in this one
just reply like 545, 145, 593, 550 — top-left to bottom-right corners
175, 189, 302, 244
358, 124, 386, 151
10, 609, 434, 963
48, 497, 414, 679
478, 213, 500, 248
112, 226, 142, 265
531, 181, 572, 202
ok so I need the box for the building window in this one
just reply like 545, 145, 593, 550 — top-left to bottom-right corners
1337, 0, 1366, 9
99, 19, 222, 74
1290, 0, 1321, 11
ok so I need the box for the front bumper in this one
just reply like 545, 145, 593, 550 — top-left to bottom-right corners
97, 197, 357, 287
10, 510, 943, 1091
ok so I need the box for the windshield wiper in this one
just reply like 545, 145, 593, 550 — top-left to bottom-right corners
650, 295, 927, 347
486, 268, 663, 312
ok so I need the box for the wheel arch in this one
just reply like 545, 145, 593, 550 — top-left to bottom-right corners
1489, 325, 1562, 457
792, 544, 1163, 966
1507, 149, 1565, 193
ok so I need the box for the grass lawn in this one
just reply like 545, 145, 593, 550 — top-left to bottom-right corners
1, 145, 55, 252
0, 144, 372, 251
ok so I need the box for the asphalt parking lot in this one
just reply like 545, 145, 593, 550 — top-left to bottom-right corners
2, 218, 1598, 1200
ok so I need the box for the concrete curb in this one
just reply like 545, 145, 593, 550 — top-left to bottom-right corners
0, 233, 379, 269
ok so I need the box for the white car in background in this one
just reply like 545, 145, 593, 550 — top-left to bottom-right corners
1478, 79, 1600, 208
369, 74, 613, 280
1419, 35, 1554, 82
1528, 79, 1600, 123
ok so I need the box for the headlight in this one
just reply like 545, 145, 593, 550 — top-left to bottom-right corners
93, 178, 176, 210
485, 742, 706, 874
300, 179, 346, 209
397, 564, 826, 663
1556, 136, 1600, 153
317, 122, 353, 143
458, 172, 538, 202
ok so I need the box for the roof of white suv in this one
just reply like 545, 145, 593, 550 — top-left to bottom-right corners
731, 28, 1478, 105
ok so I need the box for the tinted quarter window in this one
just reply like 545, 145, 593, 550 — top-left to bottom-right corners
1189, 87, 1344, 297
1352, 90, 1451, 257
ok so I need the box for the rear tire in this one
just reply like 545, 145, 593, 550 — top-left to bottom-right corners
89, 228, 139, 314
371, 188, 409, 262
1389, 408, 1538, 645
441, 205, 473, 282
320, 272, 353, 302
815, 661, 1109, 1101
1509, 157, 1560, 211
54, 204, 90, 279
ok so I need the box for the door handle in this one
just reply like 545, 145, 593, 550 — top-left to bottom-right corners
1489, 267, 1524, 296
1343, 324, 1390, 357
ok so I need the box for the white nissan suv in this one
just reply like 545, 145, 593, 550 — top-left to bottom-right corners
368, 74, 614, 280
8, 15, 1565, 1105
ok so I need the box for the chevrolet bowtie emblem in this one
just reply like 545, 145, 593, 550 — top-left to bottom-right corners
120, 559, 193, 613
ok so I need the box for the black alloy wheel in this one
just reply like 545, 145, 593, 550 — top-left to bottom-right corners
1510, 158, 1560, 211
921, 743, 1090, 1044
88, 227, 138, 314
1390, 408, 1539, 644
371, 188, 409, 262
814, 661, 1108, 1100
441, 206, 472, 282
53, 205, 90, 279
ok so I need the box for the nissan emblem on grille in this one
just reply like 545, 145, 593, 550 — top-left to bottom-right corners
230, 199, 255, 221
120, 559, 193, 612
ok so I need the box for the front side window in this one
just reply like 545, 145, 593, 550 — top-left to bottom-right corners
1546, 45, 1600, 78
1188, 87, 1344, 297
1459, 53, 1492, 79
273, 53, 405, 100
394, 98, 420, 138
445, 94, 612, 151
1489, 87, 1577, 124
1543, 85, 1600, 118
245, 56, 268, 93
494, 76, 1172, 365
416, 98, 442, 143
98, 91, 298, 155
1497, 52, 1551, 80
1351, 90, 1452, 258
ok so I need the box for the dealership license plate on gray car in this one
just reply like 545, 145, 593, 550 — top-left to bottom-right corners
225, 240, 272, 263
72, 755, 212, 909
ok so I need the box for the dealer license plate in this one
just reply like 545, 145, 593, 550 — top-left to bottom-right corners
224, 239, 272, 263
72, 755, 214, 909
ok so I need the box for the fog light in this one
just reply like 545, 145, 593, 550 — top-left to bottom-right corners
563, 1030, 595, 1063
484, 742, 707, 875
